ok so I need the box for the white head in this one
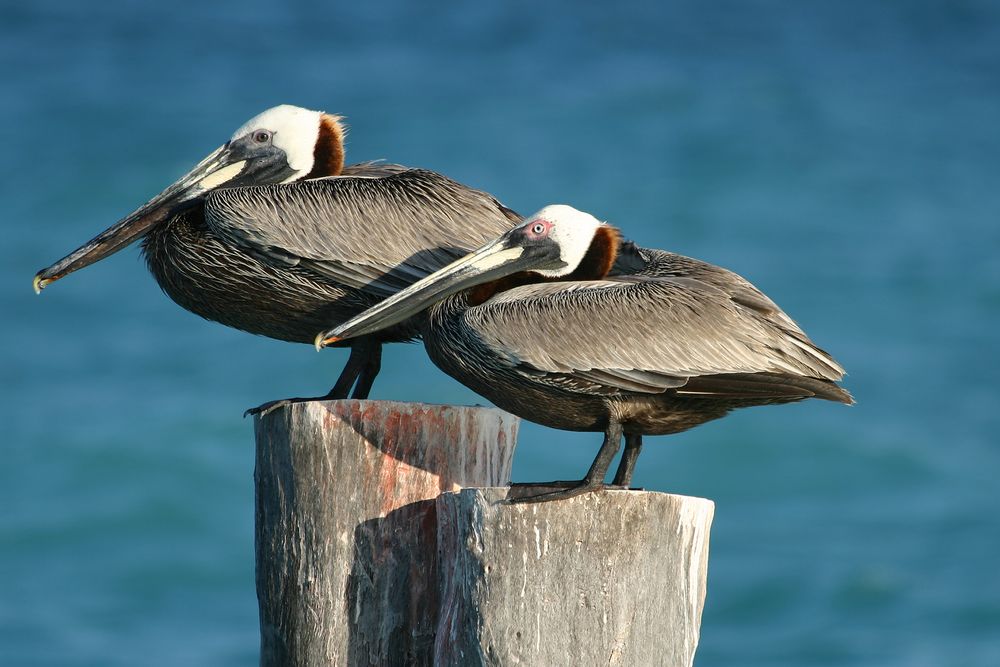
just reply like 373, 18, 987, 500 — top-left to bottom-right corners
230, 104, 333, 181
517, 204, 608, 277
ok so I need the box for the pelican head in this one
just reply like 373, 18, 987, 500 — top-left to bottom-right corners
33, 104, 345, 293
520, 204, 607, 277
316, 204, 618, 348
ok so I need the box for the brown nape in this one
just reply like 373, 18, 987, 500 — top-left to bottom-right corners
563, 225, 621, 282
467, 225, 622, 306
305, 114, 345, 178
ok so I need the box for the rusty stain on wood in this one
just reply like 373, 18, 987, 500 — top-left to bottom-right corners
254, 400, 518, 666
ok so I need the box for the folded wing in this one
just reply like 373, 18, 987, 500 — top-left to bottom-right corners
464, 276, 851, 402
203, 167, 520, 296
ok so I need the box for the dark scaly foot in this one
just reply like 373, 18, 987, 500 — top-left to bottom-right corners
506, 482, 630, 503
246, 396, 318, 418
245, 340, 378, 417
509, 480, 587, 489
505, 422, 624, 504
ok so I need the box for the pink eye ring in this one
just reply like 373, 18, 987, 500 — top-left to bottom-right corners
525, 219, 551, 238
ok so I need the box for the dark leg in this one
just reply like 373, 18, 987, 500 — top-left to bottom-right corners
349, 341, 382, 399
611, 432, 642, 487
508, 422, 624, 504
327, 342, 372, 399
245, 340, 378, 417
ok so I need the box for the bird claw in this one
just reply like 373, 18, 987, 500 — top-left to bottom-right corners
244, 391, 358, 417
508, 480, 583, 489
245, 398, 297, 418
503, 482, 632, 504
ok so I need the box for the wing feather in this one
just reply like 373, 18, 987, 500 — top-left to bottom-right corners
461, 276, 846, 397
202, 167, 520, 296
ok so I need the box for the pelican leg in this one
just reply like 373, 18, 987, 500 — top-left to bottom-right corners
507, 422, 624, 504
349, 340, 382, 399
326, 340, 376, 399
611, 432, 643, 487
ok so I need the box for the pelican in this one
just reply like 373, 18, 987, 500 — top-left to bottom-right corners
318, 205, 853, 502
33, 105, 520, 406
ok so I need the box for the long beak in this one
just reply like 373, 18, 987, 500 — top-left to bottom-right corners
33, 144, 248, 293
315, 237, 556, 349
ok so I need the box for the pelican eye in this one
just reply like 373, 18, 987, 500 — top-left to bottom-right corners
530, 222, 547, 235
252, 130, 272, 144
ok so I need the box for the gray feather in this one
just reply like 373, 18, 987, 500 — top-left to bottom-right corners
460, 275, 845, 396
203, 168, 520, 297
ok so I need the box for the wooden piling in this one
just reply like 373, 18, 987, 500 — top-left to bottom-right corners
434, 488, 714, 667
254, 400, 519, 666
253, 401, 714, 667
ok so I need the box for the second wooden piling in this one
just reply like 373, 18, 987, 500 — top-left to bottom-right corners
434, 488, 714, 666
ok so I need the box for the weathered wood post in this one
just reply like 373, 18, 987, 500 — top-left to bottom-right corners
254, 400, 714, 667
434, 489, 714, 667
254, 400, 519, 666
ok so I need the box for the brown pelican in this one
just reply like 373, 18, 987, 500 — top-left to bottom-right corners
32, 105, 520, 406
318, 205, 853, 502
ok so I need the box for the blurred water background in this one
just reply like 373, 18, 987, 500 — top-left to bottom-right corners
3, 1, 999, 665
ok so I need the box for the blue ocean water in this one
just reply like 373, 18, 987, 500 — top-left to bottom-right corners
3, 1, 999, 665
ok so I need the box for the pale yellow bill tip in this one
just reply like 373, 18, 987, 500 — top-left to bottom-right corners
314, 332, 341, 351
33, 274, 46, 295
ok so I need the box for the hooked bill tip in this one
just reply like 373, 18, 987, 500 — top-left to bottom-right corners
32, 274, 48, 295
314, 332, 341, 351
